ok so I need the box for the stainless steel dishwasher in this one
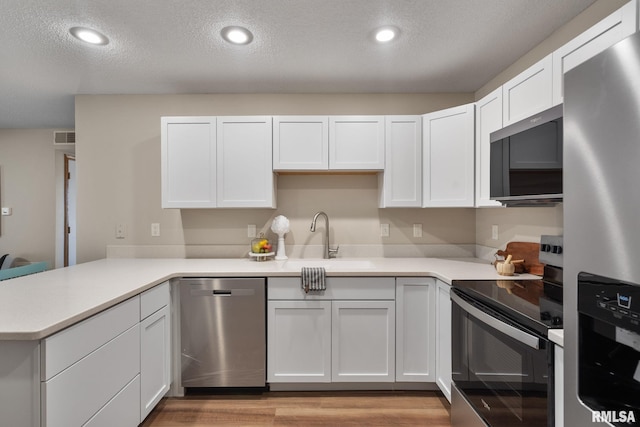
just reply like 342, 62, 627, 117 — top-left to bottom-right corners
179, 277, 266, 388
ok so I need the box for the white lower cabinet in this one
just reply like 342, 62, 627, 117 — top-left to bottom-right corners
267, 277, 395, 384
140, 282, 171, 421
42, 323, 141, 427
267, 300, 332, 383
395, 278, 436, 382
84, 376, 141, 427
0, 282, 172, 427
435, 280, 452, 402
555, 345, 564, 427
332, 300, 395, 382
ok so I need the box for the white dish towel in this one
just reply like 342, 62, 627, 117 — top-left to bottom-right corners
301, 267, 326, 293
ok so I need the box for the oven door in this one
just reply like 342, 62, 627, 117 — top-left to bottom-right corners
451, 289, 553, 427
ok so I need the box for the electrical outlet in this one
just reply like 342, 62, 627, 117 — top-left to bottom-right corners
380, 223, 390, 237
413, 223, 422, 238
248, 224, 257, 238
492, 225, 499, 240
116, 223, 126, 239
151, 223, 160, 237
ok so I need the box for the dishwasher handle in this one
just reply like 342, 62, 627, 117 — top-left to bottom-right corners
189, 288, 256, 297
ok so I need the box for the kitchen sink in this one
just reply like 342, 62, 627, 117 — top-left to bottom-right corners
282, 259, 375, 270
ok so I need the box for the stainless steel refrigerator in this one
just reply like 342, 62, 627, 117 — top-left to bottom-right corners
564, 30, 640, 426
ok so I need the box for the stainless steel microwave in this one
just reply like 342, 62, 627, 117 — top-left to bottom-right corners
490, 104, 563, 206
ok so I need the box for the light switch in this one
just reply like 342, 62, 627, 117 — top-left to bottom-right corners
1, 207, 11, 216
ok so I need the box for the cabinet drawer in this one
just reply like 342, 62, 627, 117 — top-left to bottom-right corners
141, 281, 170, 320
42, 324, 140, 427
84, 375, 141, 427
268, 277, 395, 300
41, 296, 140, 381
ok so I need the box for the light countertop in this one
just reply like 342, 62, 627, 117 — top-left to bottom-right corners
549, 329, 564, 347
0, 257, 540, 341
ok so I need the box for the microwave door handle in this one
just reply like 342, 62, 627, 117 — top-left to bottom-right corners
451, 292, 541, 350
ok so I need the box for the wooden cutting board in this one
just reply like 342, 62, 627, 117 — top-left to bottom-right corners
496, 242, 544, 275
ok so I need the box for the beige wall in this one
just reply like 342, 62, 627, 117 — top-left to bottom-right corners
0, 129, 58, 267
75, 93, 474, 262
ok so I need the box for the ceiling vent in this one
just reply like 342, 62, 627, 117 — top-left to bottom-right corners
53, 131, 76, 145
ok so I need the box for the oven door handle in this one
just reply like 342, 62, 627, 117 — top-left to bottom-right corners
451, 291, 541, 350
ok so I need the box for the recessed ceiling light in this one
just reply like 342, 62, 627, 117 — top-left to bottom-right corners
69, 27, 109, 45
221, 26, 253, 45
375, 26, 399, 43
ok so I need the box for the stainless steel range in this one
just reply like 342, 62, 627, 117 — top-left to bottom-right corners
450, 236, 564, 427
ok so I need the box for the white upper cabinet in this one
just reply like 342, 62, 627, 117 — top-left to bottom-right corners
329, 116, 385, 170
380, 116, 422, 207
502, 54, 553, 126
161, 117, 216, 208
273, 116, 329, 170
475, 88, 503, 208
422, 104, 475, 207
552, 0, 637, 106
216, 116, 276, 208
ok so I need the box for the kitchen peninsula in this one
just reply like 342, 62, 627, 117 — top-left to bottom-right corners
0, 257, 539, 427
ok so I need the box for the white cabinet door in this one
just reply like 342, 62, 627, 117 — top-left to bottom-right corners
332, 300, 395, 382
267, 300, 332, 383
435, 280, 452, 402
84, 376, 141, 427
380, 116, 422, 207
329, 116, 385, 170
42, 325, 140, 427
475, 88, 503, 208
161, 117, 216, 208
140, 304, 171, 421
552, 0, 637, 106
216, 116, 275, 208
273, 116, 329, 170
395, 278, 436, 382
502, 54, 553, 126
423, 103, 475, 207
555, 345, 564, 427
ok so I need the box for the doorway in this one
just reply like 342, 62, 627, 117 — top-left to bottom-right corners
64, 154, 76, 266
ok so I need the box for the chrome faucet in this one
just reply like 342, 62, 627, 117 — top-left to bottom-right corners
310, 211, 339, 259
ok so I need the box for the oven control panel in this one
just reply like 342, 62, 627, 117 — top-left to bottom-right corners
539, 235, 563, 267
578, 272, 640, 332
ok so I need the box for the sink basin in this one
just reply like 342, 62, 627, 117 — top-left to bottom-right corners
282, 259, 375, 271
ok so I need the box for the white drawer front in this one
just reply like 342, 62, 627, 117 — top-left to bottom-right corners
268, 277, 395, 300
42, 324, 140, 427
84, 375, 141, 427
42, 296, 140, 380
140, 281, 170, 320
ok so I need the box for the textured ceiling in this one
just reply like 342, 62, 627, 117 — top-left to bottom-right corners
1, 0, 597, 128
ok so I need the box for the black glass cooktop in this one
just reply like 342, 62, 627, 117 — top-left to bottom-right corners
452, 279, 563, 336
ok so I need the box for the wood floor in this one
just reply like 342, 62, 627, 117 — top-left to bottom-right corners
141, 391, 451, 427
